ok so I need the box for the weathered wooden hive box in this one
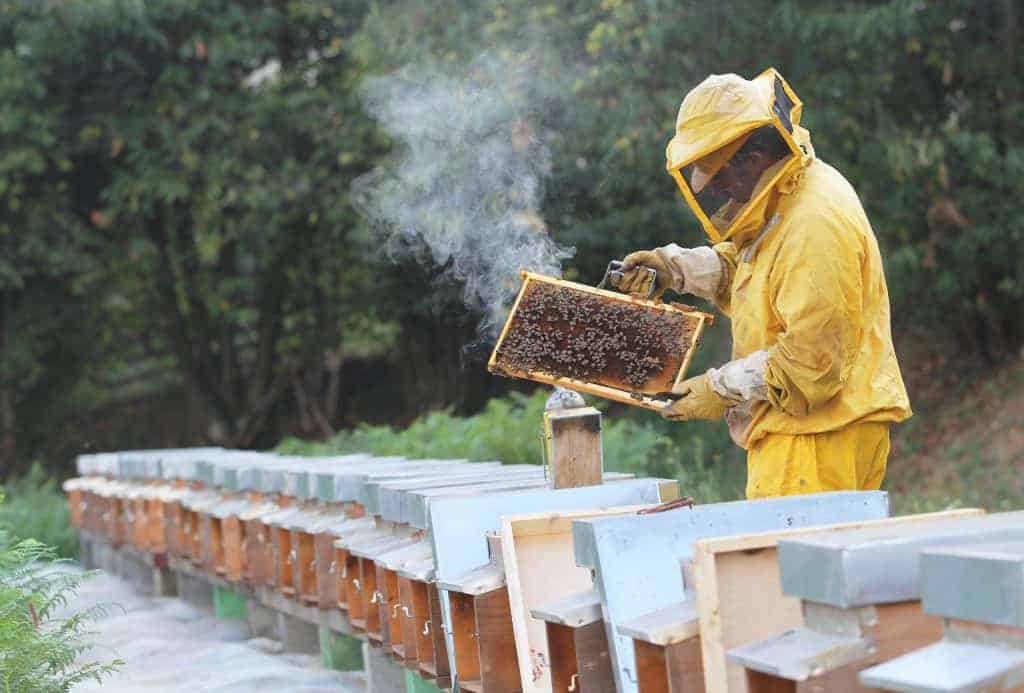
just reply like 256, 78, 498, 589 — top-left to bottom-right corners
489, 272, 711, 410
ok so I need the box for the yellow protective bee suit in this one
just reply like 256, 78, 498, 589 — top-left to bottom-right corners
662, 69, 912, 499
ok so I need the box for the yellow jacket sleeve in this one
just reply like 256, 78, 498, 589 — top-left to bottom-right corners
764, 214, 863, 417
711, 241, 738, 316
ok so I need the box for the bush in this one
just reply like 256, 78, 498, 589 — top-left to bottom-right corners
279, 389, 746, 504
0, 497, 121, 691
0, 464, 77, 559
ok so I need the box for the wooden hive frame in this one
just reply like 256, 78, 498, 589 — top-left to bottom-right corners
693, 509, 984, 693
488, 271, 712, 411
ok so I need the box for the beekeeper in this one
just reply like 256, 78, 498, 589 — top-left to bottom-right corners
613, 69, 911, 499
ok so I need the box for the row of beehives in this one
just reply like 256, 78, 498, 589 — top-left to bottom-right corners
64, 448, 1024, 693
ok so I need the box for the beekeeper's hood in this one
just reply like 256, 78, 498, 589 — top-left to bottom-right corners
666, 68, 814, 245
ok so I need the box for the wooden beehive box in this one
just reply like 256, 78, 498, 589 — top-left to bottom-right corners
532, 591, 617, 693
164, 500, 184, 557
146, 493, 168, 554
243, 516, 273, 586
273, 522, 294, 596
109, 496, 126, 547
316, 529, 339, 608
222, 514, 245, 582
488, 272, 712, 410
290, 522, 319, 606
131, 494, 149, 549
379, 543, 433, 669
442, 567, 520, 693
64, 481, 84, 529
198, 512, 217, 572
617, 602, 702, 693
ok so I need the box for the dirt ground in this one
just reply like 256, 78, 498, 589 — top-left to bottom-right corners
887, 340, 1024, 512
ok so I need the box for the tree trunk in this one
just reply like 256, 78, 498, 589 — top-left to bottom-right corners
0, 386, 15, 479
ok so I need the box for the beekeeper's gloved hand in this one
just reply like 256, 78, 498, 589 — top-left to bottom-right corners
615, 250, 673, 298
615, 245, 727, 302
660, 372, 732, 422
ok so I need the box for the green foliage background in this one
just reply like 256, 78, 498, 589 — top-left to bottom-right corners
0, 0, 1019, 481
0, 494, 121, 691
279, 389, 746, 504
0, 465, 77, 559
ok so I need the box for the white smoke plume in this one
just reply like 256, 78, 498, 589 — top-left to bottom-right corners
352, 49, 575, 340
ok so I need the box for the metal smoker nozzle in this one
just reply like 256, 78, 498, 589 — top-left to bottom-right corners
545, 386, 586, 412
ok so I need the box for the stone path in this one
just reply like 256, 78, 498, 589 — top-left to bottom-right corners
59, 566, 366, 692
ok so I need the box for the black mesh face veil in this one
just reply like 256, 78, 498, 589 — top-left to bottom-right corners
665, 68, 806, 243
681, 126, 797, 237
772, 76, 794, 133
